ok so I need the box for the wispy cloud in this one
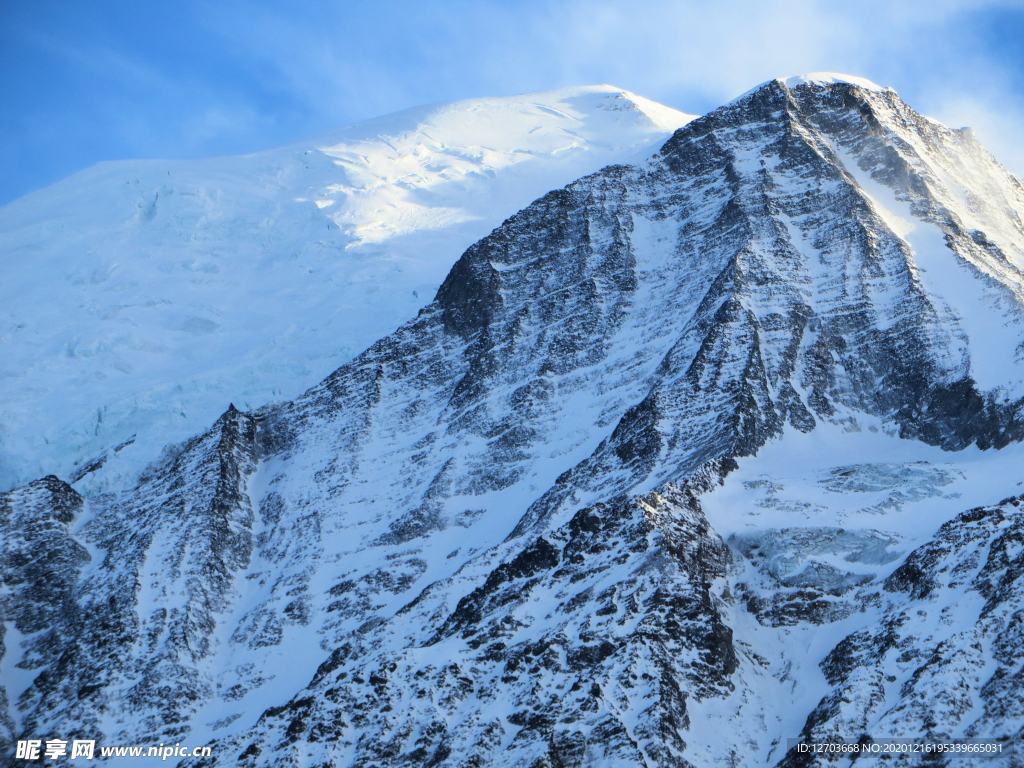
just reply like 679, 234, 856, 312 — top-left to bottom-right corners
3, 0, 1024, 205
190, 0, 1024, 171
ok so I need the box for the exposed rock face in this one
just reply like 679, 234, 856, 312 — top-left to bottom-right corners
780, 495, 1024, 766
5, 75, 1024, 766
214, 487, 735, 768
1, 407, 257, 761
0, 477, 87, 760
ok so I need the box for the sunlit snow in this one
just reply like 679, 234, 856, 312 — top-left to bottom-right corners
0, 86, 694, 493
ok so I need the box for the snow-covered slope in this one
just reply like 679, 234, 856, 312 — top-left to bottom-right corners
6, 74, 1024, 767
0, 85, 693, 494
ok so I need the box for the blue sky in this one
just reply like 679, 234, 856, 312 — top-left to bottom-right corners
2, 0, 1023, 207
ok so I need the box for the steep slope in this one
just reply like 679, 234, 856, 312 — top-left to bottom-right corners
5, 74, 1024, 767
0, 86, 693, 495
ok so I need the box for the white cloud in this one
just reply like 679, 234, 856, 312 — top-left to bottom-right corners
188, 0, 1024, 179
9, 0, 1024, 198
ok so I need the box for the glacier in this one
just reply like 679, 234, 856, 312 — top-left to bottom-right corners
0, 85, 693, 495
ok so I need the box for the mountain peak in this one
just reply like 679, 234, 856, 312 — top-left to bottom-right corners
729, 72, 890, 108
780, 72, 887, 91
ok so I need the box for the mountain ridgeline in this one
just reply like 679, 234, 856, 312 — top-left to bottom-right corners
4, 75, 1024, 767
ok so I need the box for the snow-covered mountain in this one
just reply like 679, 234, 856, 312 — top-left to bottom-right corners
5, 73, 1024, 767
0, 85, 693, 494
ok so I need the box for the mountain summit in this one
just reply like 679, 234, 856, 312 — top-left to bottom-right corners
4, 75, 1024, 767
